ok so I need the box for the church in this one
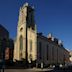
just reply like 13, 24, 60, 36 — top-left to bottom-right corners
13, 3, 70, 68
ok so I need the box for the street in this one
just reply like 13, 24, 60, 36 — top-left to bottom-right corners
0, 68, 72, 72
0, 68, 53, 72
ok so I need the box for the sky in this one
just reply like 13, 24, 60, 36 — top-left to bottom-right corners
0, 0, 72, 50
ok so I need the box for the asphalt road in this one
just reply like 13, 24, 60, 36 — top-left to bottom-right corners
0, 68, 53, 72
0, 69, 72, 72
0, 67, 72, 72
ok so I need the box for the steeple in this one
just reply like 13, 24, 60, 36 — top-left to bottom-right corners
18, 2, 35, 30
14, 2, 37, 61
23, 2, 29, 7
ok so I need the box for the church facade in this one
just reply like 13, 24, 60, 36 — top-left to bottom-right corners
13, 3, 37, 65
13, 3, 70, 68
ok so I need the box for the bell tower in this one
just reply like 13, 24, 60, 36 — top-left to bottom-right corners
13, 3, 37, 64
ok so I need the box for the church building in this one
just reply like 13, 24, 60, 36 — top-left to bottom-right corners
13, 3, 37, 66
13, 3, 70, 68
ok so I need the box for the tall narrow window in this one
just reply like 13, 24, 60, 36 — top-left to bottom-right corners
39, 42, 42, 59
52, 47, 54, 60
47, 45, 49, 60
30, 40, 32, 52
19, 35, 23, 51
29, 40, 32, 61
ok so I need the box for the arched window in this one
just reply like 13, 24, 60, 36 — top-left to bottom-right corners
19, 35, 23, 51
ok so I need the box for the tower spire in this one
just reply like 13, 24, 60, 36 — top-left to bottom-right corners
23, 2, 29, 7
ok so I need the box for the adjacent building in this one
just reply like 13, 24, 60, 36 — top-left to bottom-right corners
0, 24, 14, 64
5, 39, 14, 63
37, 33, 70, 67
13, 3, 70, 68
69, 51, 72, 64
0, 24, 9, 62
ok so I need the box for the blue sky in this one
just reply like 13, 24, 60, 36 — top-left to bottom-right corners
0, 0, 72, 50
